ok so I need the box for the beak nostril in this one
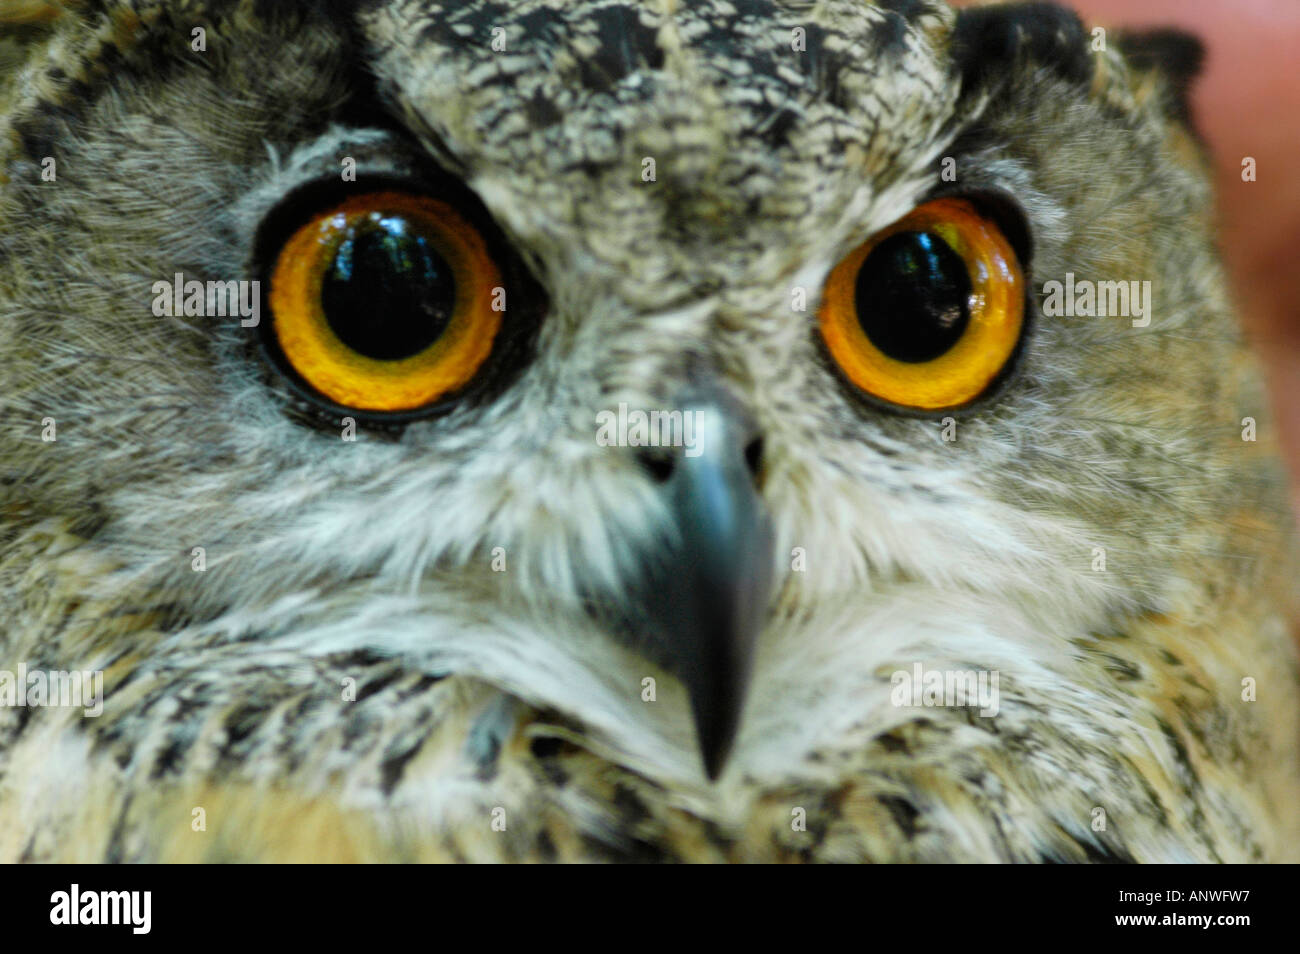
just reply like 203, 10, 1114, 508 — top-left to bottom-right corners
637, 448, 675, 483
743, 436, 765, 479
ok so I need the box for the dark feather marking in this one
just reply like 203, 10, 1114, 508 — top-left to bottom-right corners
878, 794, 920, 838
379, 734, 428, 794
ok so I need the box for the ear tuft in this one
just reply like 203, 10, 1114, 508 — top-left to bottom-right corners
951, 2, 1093, 96
1114, 28, 1206, 129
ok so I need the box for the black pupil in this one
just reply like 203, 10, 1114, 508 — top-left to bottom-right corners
854, 230, 971, 363
321, 213, 455, 361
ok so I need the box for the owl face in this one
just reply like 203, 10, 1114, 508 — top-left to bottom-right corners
0, 0, 1260, 795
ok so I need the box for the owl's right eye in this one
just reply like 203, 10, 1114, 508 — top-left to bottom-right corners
265, 190, 505, 414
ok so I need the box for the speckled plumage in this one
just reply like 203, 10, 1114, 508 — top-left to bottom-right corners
0, 0, 1296, 862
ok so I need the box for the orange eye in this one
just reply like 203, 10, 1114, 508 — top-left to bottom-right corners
268, 191, 503, 413
818, 198, 1024, 412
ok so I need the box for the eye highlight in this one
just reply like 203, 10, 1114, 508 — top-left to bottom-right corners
818, 197, 1025, 412
267, 191, 503, 413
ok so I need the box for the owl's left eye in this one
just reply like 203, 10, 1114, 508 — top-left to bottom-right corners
266, 190, 504, 413
818, 197, 1025, 412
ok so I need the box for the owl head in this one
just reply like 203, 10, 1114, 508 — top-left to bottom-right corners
1, 0, 1290, 820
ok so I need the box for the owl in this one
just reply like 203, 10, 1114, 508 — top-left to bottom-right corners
0, 0, 1296, 864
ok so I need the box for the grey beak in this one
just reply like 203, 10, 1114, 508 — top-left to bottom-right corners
624, 384, 774, 779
